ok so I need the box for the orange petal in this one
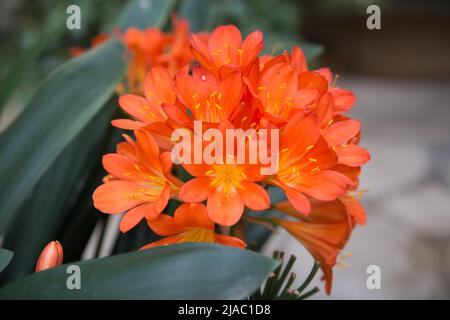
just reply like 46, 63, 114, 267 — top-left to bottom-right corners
208, 25, 242, 66
111, 119, 147, 130
290, 46, 308, 73
150, 183, 171, 217
147, 214, 183, 236
312, 92, 334, 127
238, 181, 270, 211
315, 67, 333, 83
323, 119, 361, 146
207, 189, 244, 226
241, 30, 263, 70
190, 33, 216, 74
214, 234, 247, 248
134, 129, 162, 172
281, 112, 320, 163
118, 94, 164, 124
140, 234, 184, 250
331, 88, 356, 113
120, 203, 148, 233
144, 66, 176, 106
293, 170, 351, 201
284, 187, 311, 215
93, 180, 145, 214
178, 177, 213, 202
339, 194, 366, 225
174, 203, 214, 230
102, 153, 143, 181
336, 144, 371, 167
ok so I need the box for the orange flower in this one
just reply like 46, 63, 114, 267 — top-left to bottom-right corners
93, 129, 181, 233
112, 66, 174, 130
284, 46, 356, 113
173, 67, 244, 123
269, 112, 353, 215
35, 241, 63, 272
251, 61, 318, 124
178, 143, 270, 226
273, 199, 353, 295
142, 203, 246, 249
190, 25, 263, 78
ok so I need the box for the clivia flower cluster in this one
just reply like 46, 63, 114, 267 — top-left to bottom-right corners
89, 17, 370, 295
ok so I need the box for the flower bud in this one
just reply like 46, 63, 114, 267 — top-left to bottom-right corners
35, 241, 63, 272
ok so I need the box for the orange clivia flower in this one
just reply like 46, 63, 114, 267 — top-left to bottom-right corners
269, 112, 353, 215
35, 241, 63, 272
142, 203, 246, 249
112, 66, 174, 130
93, 129, 181, 233
173, 67, 244, 124
273, 199, 353, 295
190, 25, 263, 78
178, 133, 270, 226
251, 61, 318, 125
284, 46, 356, 113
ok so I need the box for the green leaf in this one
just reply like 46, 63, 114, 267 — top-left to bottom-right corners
0, 249, 14, 273
0, 39, 126, 233
0, 243, 278, 299
118, 0, 178, 29
1, 104, 115, 282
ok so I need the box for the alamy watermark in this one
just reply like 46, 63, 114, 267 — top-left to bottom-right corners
171, 121, 280, 175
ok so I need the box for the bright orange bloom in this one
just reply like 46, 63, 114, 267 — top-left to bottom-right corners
250, 61, 318, 125
35, 241, 63, 272
179, 151, 269, 226
190, 25, 263, 78
93, 129, 181, 233
273, 199, 353, 295
142, 203, 246, 249
173, 67, 244, 123
269, 112, 353, 215
112, 66, 174, 130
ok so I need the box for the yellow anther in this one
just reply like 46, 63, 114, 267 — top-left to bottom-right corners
308, 158, 318, 162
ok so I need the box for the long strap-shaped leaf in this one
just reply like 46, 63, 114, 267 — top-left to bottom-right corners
0, 39, 126, 233
0, 243, 278, 299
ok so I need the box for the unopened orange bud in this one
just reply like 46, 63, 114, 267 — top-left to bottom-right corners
35, 241, 63, 272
